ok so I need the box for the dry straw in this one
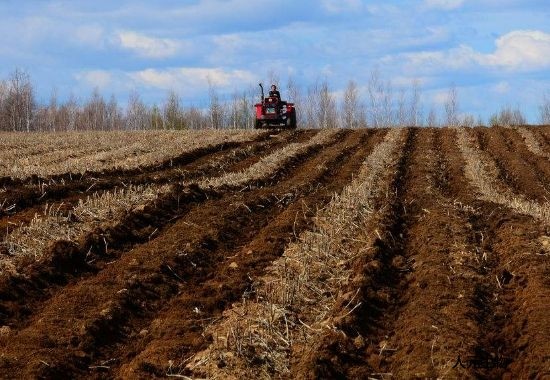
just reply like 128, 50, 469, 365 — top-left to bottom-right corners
0, 130, 259, 179
186, 128, 406, 379
1, 131, 338, 275
0, 184, 168, 275
199, 129, 340, 189
455, 127, 550, 224
513, 126, 550, 159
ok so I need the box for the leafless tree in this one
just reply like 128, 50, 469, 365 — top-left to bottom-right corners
367, 69, 383, 128
427, 106, 438, 127
444, 84, 459, 127
367, 69, 394, 127
127, 91, 149, 130
540, 93, 550, 125
341, 80, 364, 128
5, 69, 35, 131
150, 105, 163, 130
208, 81, 224, 129
82, 88, 107, 130
408, 79, 422, 126
183, 106, 207, 130
286, 76, 304, 128
489, 105, 526, 127
163, 90, 184, 129
316, 80, 337, 128
396, 88, 407, 127
107, 95, 123, 130
462, 114, 476, 128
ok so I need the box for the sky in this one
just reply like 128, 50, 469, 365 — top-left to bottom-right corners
0, 0, 549, 122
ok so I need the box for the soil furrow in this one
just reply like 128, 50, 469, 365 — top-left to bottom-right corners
532, 127, 550, 152
453, 127, 550, 379
0, 130, 327, 330
0, 129, 356, 379
102, 130, 384, 379
286, 128, 414, 379
474, 127, 549, 202
0, 130, 305, 232
502, 128, 550, 192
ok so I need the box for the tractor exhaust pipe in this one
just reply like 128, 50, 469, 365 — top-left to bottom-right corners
259, 83, 264, 103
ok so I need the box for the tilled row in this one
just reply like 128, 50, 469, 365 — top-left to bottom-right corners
195, 126, 550, 379
0, 129, 327, 329
183, 128, 406, 379
473, 127, 550, 202
295, 127, 549, 379
0, 129, 303, 230
0, 129, 382, 379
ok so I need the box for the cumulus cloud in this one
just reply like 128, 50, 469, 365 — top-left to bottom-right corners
483, 30, 550, 69
402, 30, 550, 71
130, 67, 257, 90
423, 0, 465, 10
116, 31, 182, 58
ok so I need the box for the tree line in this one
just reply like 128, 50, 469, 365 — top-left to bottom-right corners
0, 68, 548, 132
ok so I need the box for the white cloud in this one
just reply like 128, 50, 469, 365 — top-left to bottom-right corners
401, 30, 550, 72
483, 30, 550, 70
130, 67, 257, 90
424, 0, 465, 10
117, 31, 182, 58
75, 70, 112, 89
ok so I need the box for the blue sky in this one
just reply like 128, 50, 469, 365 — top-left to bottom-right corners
0, 0, 549, 122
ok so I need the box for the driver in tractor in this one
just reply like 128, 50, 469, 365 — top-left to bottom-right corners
269, 85, 281, 101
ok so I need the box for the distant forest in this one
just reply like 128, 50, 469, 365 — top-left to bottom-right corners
1, 68, 549, 131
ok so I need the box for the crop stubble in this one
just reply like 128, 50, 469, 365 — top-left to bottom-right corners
0, 127, 548, 379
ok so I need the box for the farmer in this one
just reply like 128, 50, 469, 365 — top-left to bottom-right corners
269, 84, 281, 101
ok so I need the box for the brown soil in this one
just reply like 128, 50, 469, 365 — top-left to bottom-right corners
0, 129, 313, 239
474, 127, 549, 202
287, 128, 550, 380
1, 128, 548, 380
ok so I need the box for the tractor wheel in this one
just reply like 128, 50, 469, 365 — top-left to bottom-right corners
287, 111, 297, 129
254, 120, 262, 129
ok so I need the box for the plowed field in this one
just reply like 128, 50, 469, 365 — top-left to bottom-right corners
0, 127, 549, 379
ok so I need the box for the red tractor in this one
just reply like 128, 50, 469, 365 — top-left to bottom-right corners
254, 83, 297, 129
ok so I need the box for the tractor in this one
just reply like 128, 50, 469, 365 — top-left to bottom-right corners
254, 83, 297, 129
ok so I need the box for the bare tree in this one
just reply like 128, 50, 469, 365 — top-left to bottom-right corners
286, 76, 304, 128
127, 91, 148, 130
107, 95, 123, 130
444, 84, 459, 127
46, 88, 58, 131
150, 104, 163, 130
427, 106, 438, 128
6, 69, 35, 131
208, 81, 223, 129
183, 106, 207, 130
82, 88, 107, 130
489, 105, 526, 127
396, 88, 407, 127
408, 79, 422, 126
367, 69, 394, 127
462, 114, 476, 128
317, 80, 337, 128
341, 80, 362, 128
163, 90, 184, 130
540, 93, 550, 125
0, 80, 8, 130
367, 68, 383, 128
